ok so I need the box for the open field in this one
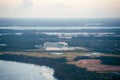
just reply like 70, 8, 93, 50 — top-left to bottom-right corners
0, 51, 120, 73
0, 52, 120, 61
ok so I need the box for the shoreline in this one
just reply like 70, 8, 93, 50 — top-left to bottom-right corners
0, 52, 120, 80
0, 52, 120, 69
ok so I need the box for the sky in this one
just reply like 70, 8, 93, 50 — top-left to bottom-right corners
0, 0, 120, 18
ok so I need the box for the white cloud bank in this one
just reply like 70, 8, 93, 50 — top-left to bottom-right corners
0, 0, 120, 18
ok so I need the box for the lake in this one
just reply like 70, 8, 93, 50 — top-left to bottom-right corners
0, 60, 57, 80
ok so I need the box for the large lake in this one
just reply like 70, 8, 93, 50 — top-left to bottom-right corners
0, 60, 57, 80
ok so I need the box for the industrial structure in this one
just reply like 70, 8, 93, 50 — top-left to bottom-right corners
44, 42, 69, 51
43, 42, 88, 51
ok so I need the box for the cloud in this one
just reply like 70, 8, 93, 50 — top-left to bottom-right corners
52, 2, 68, 9
0, 0, 22, 7
0, 0, 120, 18
20, 0, 33, 8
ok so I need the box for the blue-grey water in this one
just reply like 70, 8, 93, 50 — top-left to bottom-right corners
0, 18, 120, 27
0, 60, 57, 80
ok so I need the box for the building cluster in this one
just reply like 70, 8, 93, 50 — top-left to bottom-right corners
44, 42, 69, 51
43, 42, 88, 51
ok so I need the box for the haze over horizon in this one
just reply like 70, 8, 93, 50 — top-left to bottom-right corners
0, 0, 120, 18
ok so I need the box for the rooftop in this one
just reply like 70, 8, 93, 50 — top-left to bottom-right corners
44, 42, 68, 48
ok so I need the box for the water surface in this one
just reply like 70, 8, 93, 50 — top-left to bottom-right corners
0, 60, 57, 80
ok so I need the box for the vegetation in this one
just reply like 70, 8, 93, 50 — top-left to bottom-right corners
0, 54, 119, 80
0, 29, 120, 54
74, 56, 120, 66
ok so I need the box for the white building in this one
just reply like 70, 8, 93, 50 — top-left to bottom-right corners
44, 42, 69, 51
43, 42, 88, 51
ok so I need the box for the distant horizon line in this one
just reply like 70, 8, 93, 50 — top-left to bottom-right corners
0, 18, 120, 19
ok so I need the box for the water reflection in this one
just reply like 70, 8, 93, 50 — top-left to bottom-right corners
0, 60, 57, 80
